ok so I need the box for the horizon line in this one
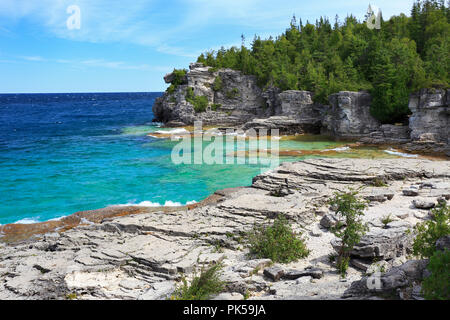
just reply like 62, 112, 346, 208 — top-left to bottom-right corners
0, 91, 165, 95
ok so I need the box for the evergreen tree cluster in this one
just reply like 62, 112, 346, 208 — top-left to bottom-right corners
196, 1, 449, 123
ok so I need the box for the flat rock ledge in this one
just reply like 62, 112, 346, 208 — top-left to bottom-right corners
0, 158, 449, 300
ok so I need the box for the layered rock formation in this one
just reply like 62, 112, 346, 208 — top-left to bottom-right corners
321, 91, 380, 138
405, 88, 450, 156
1, 158, 449, 300
152, 63, 266, 126
243, 91, 323, 134
154, 63, 449, 156
153, 64, 326, 134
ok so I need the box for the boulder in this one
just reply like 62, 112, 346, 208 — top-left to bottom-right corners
263, 266, 285, 281
412, 199, 436, 210
332, 225, 414, 260
344, 259, 429, 297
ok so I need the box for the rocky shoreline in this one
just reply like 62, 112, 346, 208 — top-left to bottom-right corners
153, 63, 449, 157
1, 158, 449, 300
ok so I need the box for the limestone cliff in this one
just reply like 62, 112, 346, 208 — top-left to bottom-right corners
152, 63, 266, 126
321, 91, 380, 138
405, 88, 450, 156
153, 62, 449, 155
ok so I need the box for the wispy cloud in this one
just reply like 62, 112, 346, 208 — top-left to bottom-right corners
8, 55, 170, 72
22, 55, 46, 61
0, 0, 416, 57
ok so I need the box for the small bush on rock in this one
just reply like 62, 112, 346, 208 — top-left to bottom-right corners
247, 215, 309, 263
185, 87, 209, 113
171, 261, 225, 300
166, 68, 187, 94
381, 214, 394, 228
213, 76, 223, 91
421, 249, 450, 300
171, 69, 188, 86
413, 202, 450, 259
329, 190, 369, 277
225, 88, 240, 99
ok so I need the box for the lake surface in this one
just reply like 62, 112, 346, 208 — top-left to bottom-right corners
0, 92, 414, 225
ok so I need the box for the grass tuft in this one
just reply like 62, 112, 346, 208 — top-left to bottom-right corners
170, 261, 225, 300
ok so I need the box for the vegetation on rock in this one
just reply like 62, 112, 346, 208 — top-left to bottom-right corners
166, 68, 188, 94
213, 76, 223, 91
185, 87, 209, 113
421, 248, 450, 300
171, 261, 225, 300
329, 190, 369, 277
197, 0, 449, 123
225, 88, 240, 99
413, 202, 450, 259
247, 215, 309, 263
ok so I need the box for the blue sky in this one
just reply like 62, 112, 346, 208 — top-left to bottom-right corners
0, 0, 416, 93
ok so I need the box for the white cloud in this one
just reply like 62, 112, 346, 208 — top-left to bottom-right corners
8, 55, 170, 72
22, 55, 46, 61
0, 0, 416, 57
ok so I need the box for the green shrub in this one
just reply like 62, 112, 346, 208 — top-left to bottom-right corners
413, 202, 450, 259
171, 68, 188, 86
165, 69, 188, 94
166, 84, 176, 95
213, 76, 223, 91
247, 215, 309, 263
171, 261, 225, 300
184, 87, 209, 113
225, 88, 240, 99
329, 190, 369, 277
191, 96, 209, 113
372, 178, 388, 187
185, 87, 194, 100
208, 66, 219, 73
422, 249, 450, 300
211, 103, 221, 111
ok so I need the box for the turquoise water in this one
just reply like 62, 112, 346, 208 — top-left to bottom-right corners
0, 93, 405, 225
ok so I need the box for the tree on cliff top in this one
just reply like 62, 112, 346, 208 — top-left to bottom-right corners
196, 0, 449, 124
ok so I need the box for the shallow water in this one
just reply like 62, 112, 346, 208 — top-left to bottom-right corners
0, 93, 419, 225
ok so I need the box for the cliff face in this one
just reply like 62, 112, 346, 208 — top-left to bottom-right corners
406, 89, 450, 156
153, 63, 449, 155
242, 90, 324, 134
152, 63, 266, 126
321, 91, 380, 138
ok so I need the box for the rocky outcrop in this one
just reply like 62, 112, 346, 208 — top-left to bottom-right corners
321, 91, 380, 139
152, 63, 266, 126
405, 88, 449, 156
1, 158, 449, 300
153, 64, 324, 133
242, 91, 324, 134
344, 235, 450, 300
153, 63, 449, 156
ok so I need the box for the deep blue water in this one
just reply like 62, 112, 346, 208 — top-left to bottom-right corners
0, 92, 289, 225
0, 92, 397, 225
0, 93, 184, 224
